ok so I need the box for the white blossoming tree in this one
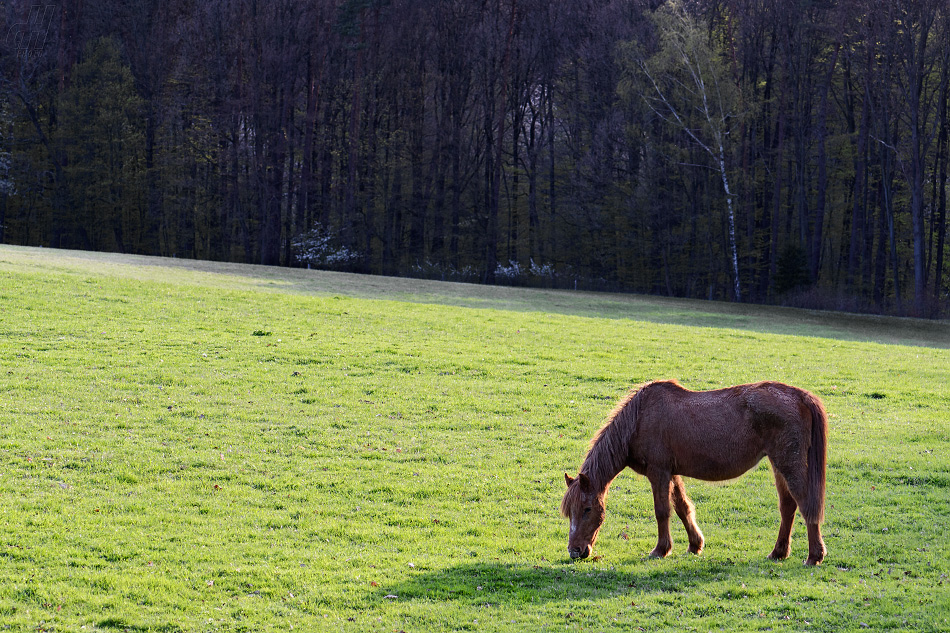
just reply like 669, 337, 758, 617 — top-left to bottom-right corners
291, 223, 362, 270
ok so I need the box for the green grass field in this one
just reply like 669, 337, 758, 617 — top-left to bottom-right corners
1, 245, 948, 632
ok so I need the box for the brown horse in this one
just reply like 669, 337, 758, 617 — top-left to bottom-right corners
561, 380, 828, 565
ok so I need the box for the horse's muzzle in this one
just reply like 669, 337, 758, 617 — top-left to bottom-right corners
569, 546, 590, 560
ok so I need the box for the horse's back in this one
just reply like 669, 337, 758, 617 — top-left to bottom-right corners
632, 381, 815, 481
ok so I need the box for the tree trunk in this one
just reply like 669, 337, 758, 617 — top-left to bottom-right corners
299, 57, 320, 237
769, 99, 787, 297
810, 44, 840, 282
933, 55, 949, 316
718, 148, 742, 302
847, 46, 872, 291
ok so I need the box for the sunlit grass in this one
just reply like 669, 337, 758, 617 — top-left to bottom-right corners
0, 245, 948, 632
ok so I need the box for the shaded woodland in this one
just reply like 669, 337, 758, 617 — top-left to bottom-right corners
2, 0, 948, 316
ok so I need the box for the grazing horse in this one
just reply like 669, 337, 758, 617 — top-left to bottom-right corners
561, 380, 828, 565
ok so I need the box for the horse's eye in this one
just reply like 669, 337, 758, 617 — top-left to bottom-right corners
583, 507, 592, 515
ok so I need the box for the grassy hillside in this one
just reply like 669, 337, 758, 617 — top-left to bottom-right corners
1, 245, 948, 632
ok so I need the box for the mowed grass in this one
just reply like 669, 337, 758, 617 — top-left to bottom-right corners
0, 245, 948, 632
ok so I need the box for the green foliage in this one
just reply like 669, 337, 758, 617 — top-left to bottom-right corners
774, 244, 813, 295
640, 1, 745, 142
57, 37, 146, 252
0, 246, 948, 631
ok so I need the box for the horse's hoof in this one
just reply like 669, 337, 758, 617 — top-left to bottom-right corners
804, 557, 823, 566
648, 548, 671, 559
768, 549, 790, 561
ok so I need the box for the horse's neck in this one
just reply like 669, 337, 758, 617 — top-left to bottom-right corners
582, 421, 630, 493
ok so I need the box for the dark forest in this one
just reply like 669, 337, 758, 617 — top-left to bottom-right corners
2, 0, 948, 316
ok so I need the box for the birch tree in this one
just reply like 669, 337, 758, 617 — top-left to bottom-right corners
626, 1, 745, 301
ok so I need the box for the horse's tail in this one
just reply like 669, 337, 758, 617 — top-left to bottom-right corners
802, 392, 828, 524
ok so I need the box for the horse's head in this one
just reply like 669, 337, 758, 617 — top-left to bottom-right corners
561, 472, 606, 560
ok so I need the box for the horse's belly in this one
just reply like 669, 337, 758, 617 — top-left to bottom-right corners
672, 448, 765, 482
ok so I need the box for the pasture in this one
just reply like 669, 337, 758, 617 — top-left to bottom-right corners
1, 245, 948, 632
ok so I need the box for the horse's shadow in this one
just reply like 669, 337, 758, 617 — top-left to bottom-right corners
375, 558, 744, 605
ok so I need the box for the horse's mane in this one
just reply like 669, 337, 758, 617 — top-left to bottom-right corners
579, 382, 653, 490
561, 387, 644, 517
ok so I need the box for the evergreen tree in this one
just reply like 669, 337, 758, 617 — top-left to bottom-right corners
57, 37, 145, 253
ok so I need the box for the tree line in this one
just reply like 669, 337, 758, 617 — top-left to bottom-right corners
2, 0, 948, 316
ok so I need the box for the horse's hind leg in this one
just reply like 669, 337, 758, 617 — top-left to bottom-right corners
671, 476, 704, 554
768, 469, 797, 561
805, 522, 826, 566
769, 458, 826, 565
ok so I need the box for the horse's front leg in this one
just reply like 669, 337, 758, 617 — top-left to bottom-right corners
671, 476, 704, 555
647, 470, 673, 558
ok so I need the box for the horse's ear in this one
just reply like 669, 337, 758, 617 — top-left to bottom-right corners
564, 472, 575, 487
578, 473, 592, 491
